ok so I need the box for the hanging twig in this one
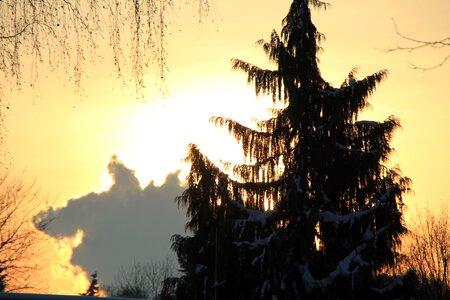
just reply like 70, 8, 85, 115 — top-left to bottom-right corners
385, 19, 450, 71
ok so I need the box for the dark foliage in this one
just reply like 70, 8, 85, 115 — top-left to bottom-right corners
172, 0, 411, 299
0, 266, 6, 292
81, 272, 100, 297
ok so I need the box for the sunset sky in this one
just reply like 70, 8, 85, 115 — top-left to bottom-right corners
2, 0, 449, 294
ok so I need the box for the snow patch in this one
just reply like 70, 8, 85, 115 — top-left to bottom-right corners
260, 280, 270, 297
195, 264, 206, 274
372, 277, 404, 295
252, 247, 266, 267
320, 188, 394, 226
294, 174, 304, 193
234, 233, 275, 249
355, 120, 380, 127
363, 226, 374, 241
321, 209, 371, 225
298, 224, 391, 291
232, 201, 272, 226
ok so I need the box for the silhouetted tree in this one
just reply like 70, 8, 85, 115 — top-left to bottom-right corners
402, 205, 450, 299
106, 258, 176, 299
0, 169, 45, 292
81, 272, 100, 297
0, 0, 213, 100
172, 0, 411, 299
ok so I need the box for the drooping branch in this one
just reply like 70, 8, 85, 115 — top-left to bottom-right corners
211, 116, 293, 162
0, 21, 35, 40
0, 0, 214, 99
231, 59, 282, 101
323, 69, 388, 122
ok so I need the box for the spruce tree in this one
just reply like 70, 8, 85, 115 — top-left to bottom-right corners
81, 272, 100, 297
172, 0, 411, 299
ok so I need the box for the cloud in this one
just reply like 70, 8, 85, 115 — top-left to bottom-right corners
34, 156, 187, 285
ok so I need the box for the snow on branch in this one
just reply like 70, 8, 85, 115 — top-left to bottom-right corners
321, 209, 372, 225
299, 250, 358, 291
371, 277, 404, 295
294, 174, 304, 193
334, 142, 378, 158
231, 201, 273, 227
354, 120, 380, 128
299, 226, 388, 291
320, 188, 393, 225
233, 233, 275, 249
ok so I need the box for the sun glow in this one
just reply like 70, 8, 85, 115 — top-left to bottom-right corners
109, 80, 279, 189
43, 230, 90, 295
33, 81, 281, 295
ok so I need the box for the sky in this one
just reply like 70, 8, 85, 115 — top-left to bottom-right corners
2, 0, 449, 295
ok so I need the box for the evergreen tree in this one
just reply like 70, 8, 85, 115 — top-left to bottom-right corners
172, 0, 411, 299
81, 272, 100, 297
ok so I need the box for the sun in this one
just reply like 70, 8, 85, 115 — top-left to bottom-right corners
100, 79, 278, 190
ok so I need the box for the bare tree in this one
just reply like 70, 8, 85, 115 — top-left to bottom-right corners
0, 168, 46, 292
401, 205, 450, 300
385, 19, 450, 71
0, 0, 213, 100
106, 257, 176, 299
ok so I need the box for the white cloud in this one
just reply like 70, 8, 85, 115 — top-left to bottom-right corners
34, 156, 187, 285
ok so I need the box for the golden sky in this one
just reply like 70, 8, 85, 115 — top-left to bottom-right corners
3, 0, 449, 294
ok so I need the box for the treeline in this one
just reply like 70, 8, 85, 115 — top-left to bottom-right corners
77, 258, 177, 299
73, 208, 450, 299
398, 207, 450, 300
